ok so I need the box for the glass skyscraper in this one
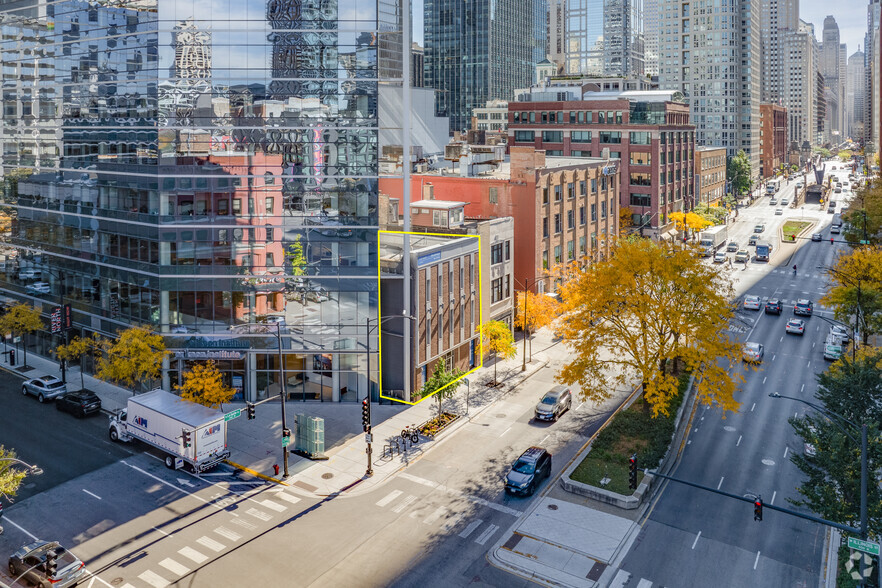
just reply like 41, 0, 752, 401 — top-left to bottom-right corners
1, 0, 403, 403
564, 0, 644, 77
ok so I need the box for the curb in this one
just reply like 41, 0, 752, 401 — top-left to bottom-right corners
224, 459, 291, 487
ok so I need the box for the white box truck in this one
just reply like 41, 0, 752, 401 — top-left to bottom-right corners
698, 225, 729, 256
109, 389, 230, 472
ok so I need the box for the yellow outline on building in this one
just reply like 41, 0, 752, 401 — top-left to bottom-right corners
377, 229, 483, 405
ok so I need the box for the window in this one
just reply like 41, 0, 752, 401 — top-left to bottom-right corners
569, 111, 576, 123
630, 194, 651, 207
601, 176, 607, 191
601, 201, 607, 219
598, 111, 605, 123
579, 180, 586, 194
546, 150, 563, 156
232, 199, 242, 215
585, 111, 593, 123
630, 172, 652, 186
529, 112, 535, 122
491, 243, 504, 264
591, 178, 597, 193
542, 131, 563, 143
265, 227, 274, 242
579, 236, 586, 255
591, 204, 597, 221
266, 252, 275, 267
630, 152, 651, 166
218, 200, 230, 215
489, 187, 499, 204
264, 173, 275, 185
567, 240, 575, 260
426, 276, 431, 303
217, 229, 229, 244
491, 277, 505, 303
265, 197, 274, 213
449, 268, 453, 293
629, 131, 651, 145
579, 206, 586, 225
504, 275, 510, 299
599, 131, 622, 144
543, 188, 549, 204
542, 250, 548, 269
571, 151, 592, 157
504, 240, 511, 261
433, 210, 443, 226
571, 131, 592, 142
514, 130, 534, 142
615, 111, 622, 124
577, 111, 584, 123
660, 151, 667, 165
554, 185, 562, 201
542, 217, 548, 237
567, 209, 575, 228
554, 214, 562, 233
554, 245, 562, 264
568, 183, 575, 199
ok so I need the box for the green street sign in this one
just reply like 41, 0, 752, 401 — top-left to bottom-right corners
224, 409, 241, 422
848, 537, 880, 556
282, 436, 291, 447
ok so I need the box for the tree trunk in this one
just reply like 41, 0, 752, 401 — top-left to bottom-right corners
80, 357, 85, 391
22, 332, 27, 368
493, 353, 498, 385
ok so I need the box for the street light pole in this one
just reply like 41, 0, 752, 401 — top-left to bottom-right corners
276, 323, 289, 478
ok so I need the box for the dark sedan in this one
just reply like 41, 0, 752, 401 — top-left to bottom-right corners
55, 391, 102, 418
764, 299, 782, 315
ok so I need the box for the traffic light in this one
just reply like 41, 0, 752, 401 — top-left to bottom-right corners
182, 429, 191, 448
754, 497, 763, 521
246, 402, 255, 420
628, 454, 638, 490
45, 549, 57, 576
361, 398, 371, 432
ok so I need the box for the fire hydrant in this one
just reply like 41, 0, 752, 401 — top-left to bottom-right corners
273, 464, 280, 476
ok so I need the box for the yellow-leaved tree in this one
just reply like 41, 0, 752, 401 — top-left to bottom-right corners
0, 303, 43, 369
55, 333, 103, 391
478, 320, 517, 386
176, 360, 235, 409
97, 326, 169, 392
515, 290, 561, 362
819, 245, 882, 345
669, 211, 714, 240
556, 237, 742, 417
0, 445, 31, 502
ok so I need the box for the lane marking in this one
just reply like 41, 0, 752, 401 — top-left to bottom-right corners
475, 523, 499, 545
807, 361, 811, 368
82, 489, 102, 500
229, 517, 256, 531
801, 384, 805, 392
772, 355, 776, 361
214, 527, 241, 541
783, 447, 789, 459
178, 546, 208, 564
762, 377, 767, 384
717, 477, 724, 490
122, 460, 231, 513
499, 427, 512, 437
391, 495, 418, 514
273, 492, 301, 505
422, 506, 448, 526
751, 403, 756, 412
441, 513, 465, 532
376, 490, 403, 507
137, 570, 170, 588
158, 558, 190, 576
398, 472, 524, 517
636, 580, 653, 588
245, 508, 272, 522
609, 570, 631, 588
692, 531, 702, 550
459, 519, 483, 539
539, 434, 550, 445
754, 551, 761, 570
196, 536, 225, 552
576, 402, 585, 411
1, 516, 38, 541
771, 491, 777, 505
779, 336, 783, 342
152, 527, 171, 537
737, 435, 742, 447
259, 499, 286, 512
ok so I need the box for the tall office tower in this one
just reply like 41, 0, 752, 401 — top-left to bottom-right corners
0, 0, 404, 403
659, 0, 761, 176
783, 20, 821, 148
760, 0, 799, 103
547, 0, 568, 73
822, 16, 843, 141
848, 49, 866, 140
865, 1, 880, 144
564, 0, 644, 76
644, 0, 660, 76
534, 0, 550, 68
412, 43, 425, 88
425, 0, 538, 132
840, 43, 848, 138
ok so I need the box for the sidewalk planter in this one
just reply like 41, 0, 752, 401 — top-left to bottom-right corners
418, 412, 459, 439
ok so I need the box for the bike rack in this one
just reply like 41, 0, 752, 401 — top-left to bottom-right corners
382, 439, 401, 459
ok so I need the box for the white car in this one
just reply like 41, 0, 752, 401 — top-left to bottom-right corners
713, 251, 727, 263
775, 208, 783, 215
25, 282, 51, 295
769, 197, 778, 205
17, 269, 39, 280
743, 295, 761, 310
780, 197, 789, 205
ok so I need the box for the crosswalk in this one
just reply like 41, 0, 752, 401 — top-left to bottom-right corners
734, 267, 831, 281
608, 569, 670, 588
117, 488, 301, 588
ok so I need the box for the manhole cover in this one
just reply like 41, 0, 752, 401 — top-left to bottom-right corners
321, 473, 334, 480
496, 414, 507, 419
547, 504, 559, 510
761, 459, 776, 466
110, 579, 124, 586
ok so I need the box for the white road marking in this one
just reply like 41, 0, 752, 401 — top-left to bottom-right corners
151, 526, 171, 537
123, 460, 231, 513
539, 434, 550, 445
801, 384, 805, 392
737, 435, 742, 447
229, 517, 256, 530
120, 584, 137, 588
608, 569, 631, 588
214, 526, 241, 541
376, 490, 403, 507
807, 361, 811, 368
398, 472, 524, 517
499, 427, 512, 437
692, 531, 702, 549
260, 499, 286, 512
762, 377, 767, 384
751, 403, 756, 412
795, 412, 798, 418
138, 570, 170, 588
178, 546, 208, 564
772, 354, 776, 361
0, 516, 38, 540
392, 495, 418, 514
158, 558, 190, 576
576, 402, 585, 411
273, 492, 301, 505
475, 523, 499, 545
82, 489, 102, 500
636, 580, 653, 588
754, 551, 761, 569
441, 513, 465, 532
245, 508, 272, 522
783, 447, 789, 459
196, 536, 225, 552
459, 519, 483, 539
422, 506, 448, 525
717, 477, 724, 490
771, 491, 777, 505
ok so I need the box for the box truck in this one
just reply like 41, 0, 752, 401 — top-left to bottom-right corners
109, 389, 230, 472
698, 225, 729, 256
755, 241, 773, 261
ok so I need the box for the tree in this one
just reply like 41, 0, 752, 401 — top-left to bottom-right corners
418, 358, 464, 417
619, 207, 634, 234
555, 238, 741, 417
0, 303, 43, 368
176, 360, 235, 409
55, 333, 102, 391
0, 446, 31, 502
820, 246, 882, 344
726, 150, 751, 197
97, 326, 169, 392
478, 320, 517, 385
788, 348, 882, 537
844, 185, 882, 247
669, 211, 713, 239
514, 290, 561, 333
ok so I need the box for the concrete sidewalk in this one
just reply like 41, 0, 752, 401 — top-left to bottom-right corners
0, 337, 552, 499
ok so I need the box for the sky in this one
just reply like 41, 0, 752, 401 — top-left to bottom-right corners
411, 1, 869, 59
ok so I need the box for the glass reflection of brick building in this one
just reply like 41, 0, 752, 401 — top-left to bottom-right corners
1, 0, 400, 403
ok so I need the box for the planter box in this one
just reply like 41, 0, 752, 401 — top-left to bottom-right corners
419, 412, 460, 440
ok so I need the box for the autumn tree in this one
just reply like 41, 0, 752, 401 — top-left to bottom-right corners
55, 333, 102, 391
418, 358, 464, 417
97, 326, 169, 392
0, 303, 43, 368
619, 207, 634, 234
668, 211, 713, 240
843, 187, 882, 247
478, 320, 517, 386
176, 360, 235, 409
819, 246, 882, 344
555, 238, 741, 417
514, 290, 561, 333
726, 150, 752, 197
0, 446, 32, 502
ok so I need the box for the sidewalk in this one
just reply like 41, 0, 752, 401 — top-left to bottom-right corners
0, 337, 552, 499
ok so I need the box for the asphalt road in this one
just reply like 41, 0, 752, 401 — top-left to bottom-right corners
618, 165, 855, 588
0, 367, 133, 503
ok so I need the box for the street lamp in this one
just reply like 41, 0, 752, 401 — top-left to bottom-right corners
0, 457, 43, 477
769, 392, 869, 581
39, 267, 71, 383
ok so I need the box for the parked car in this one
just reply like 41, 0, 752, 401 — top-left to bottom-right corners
17, 269, 39, 281
735, 250, 750, 263
829, 325, 851, 343
25, 282, 50, 295
713, 251, 727, 263
742, 342, 765, 363
754, 224, 765, 233
8, 541, 85, 588
823, 336, 843, 361
811, 233, 823, 242
785, 318, 806, 335
748, 235, 759, 246
743, 295, 761, 310
726, 241, 739, 252
534, 385, 572, 422
22, 375, 67, 403
55, 391, 102, 418
504, 447, 552, 496
764, 299, 782, 315
794, 299, 814, 316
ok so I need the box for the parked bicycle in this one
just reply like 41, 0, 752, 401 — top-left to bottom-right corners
400, 424, 419, 444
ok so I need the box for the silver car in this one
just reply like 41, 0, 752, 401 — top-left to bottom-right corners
8, 541, 85, 588
534, 385, 573, 422
22, 375, 67, 403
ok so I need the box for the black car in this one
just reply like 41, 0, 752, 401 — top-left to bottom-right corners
505, 447, 552, 497
55, 391, 101, 418
764, 299, 782, 315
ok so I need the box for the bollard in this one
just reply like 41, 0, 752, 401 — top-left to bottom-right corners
9, 349, 15, 366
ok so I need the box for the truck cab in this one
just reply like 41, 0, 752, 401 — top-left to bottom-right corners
108, 409, 130, 442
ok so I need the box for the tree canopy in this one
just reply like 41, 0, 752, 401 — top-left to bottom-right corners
479, 320, 517, 384
843, 182, 882, 247
555, 238, 741, 417
819, 246, 882, 344
97, 326, 169, 392
0, 303, 43, 368
417, 357, 463, 416
55, 333, 102, 391
176, 360, 235, 409
668, 211, 713, 235
514, 290, 561, 333
726, 150, 752, 196
0, 446, 30, 502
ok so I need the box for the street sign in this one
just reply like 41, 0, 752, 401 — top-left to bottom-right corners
282, 436, 291, 447
365, 433, 372, 444
849, 537, 880, 556
224, 409, 241, 422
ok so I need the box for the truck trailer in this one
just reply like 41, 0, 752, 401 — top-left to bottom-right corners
698, 225, 729, 256
109, 389, 230, 472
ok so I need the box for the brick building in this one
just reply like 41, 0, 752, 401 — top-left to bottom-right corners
759, 103, 788, 178
506, 85, 695, 235
694, 147, 727, 205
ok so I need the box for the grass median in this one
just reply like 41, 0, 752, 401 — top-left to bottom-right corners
782, 220, 813, 242
569, 373, 691, 495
